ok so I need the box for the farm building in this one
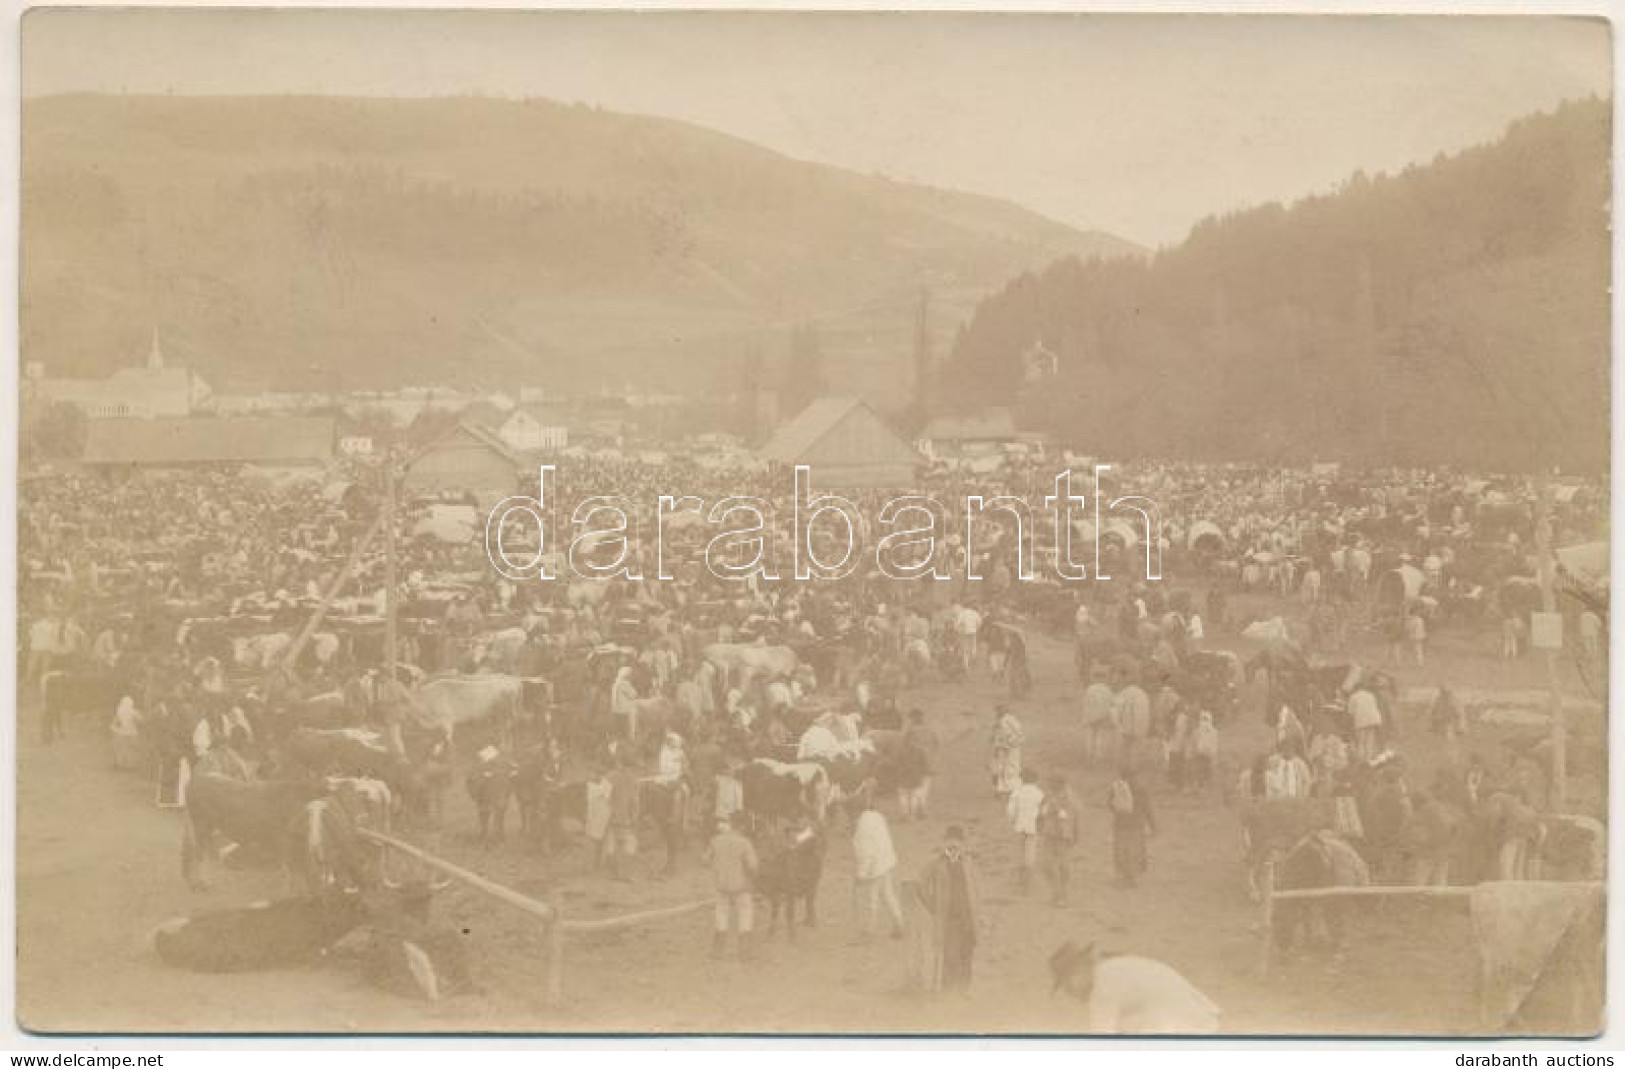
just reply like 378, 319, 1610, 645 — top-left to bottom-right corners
919, 407, 1041, 462
497, 403, 570, 454
404, 422, 522, 507
757, 396, 922, 489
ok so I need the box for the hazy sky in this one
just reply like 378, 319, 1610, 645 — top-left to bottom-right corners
23, 10, 1612, 245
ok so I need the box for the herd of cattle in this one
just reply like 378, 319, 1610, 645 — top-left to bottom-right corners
42, 565, 1605, 1004
122, 628, 929, 1003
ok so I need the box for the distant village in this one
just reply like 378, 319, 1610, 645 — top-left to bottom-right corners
20, 332, 1064, 499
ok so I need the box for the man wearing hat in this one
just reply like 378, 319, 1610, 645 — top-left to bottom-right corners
913, 825, 982, 992
1049, 940, 1221, 1033
704, 812, 759, 960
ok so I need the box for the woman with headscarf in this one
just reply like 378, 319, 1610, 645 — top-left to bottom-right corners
988, 705, 1025, 800
1272, 704, 1307, 754
655, 731, 687, 784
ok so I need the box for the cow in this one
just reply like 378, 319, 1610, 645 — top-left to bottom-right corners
154, 882, 451, 976
741, 758, 830, 828
703, 643, 798, 682
413, 674, 523, 735
473, 627, 528, 674
282, 728, 413, 800
755, 824, 826, 939
232, 632, 294, 671
513, 744, 563, 847
639, 778, 691, 877
1239, 797, 1339, 901
291, 796, 382, 893
815, 746, 890, 824
327, 776, 395, 834
1402, 791, 1467, 886
1271, 830, 1371, 958
181, 774, 329, 890
39, 666, 129, 744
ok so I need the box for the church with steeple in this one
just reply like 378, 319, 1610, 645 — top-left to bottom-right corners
30, 329, 212, 419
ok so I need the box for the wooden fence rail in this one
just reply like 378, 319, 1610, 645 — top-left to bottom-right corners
1255, 861, 1476, 977
358, 828, 710, 1006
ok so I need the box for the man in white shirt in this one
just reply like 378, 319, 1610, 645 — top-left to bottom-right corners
1006, 769, 1045, 893
1050, 941, 1221, 1034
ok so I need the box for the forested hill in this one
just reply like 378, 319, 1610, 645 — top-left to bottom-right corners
940, 97, 1611, 473
21, 94, 1137, 398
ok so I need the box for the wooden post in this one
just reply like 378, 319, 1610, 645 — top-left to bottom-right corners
383, 441, 398, 682
271, 509, 386, 684
545, 900, 565, 1008
381, 442, 405, 757
1258, 861, 1275, 977
1534, 474, 1567, 811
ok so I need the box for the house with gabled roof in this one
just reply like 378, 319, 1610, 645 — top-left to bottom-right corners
757, 396, 921, 488
402, 421, 521, 507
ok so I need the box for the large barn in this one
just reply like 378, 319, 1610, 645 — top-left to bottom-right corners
757, 397, 922, 489
403, 422, 522, 507
79, 416, 333, 473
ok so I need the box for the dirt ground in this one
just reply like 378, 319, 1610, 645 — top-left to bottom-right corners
15, 588, 1605, 1036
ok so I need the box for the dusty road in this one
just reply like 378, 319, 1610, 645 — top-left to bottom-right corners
16, 591, 1601, 1035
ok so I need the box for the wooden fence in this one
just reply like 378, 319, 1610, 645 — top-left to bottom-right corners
1254, 860, 1473, 976
358, 828, 710, 1005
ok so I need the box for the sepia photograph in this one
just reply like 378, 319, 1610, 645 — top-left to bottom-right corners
13, 7, 1613, 1037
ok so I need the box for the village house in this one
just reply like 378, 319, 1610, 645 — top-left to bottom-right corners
402, 422, 521, 507
757, 396, 922, 488
919, 407, 1027, 461
496, 403, 570, 454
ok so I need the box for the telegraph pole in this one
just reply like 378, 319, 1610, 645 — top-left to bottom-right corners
382, 436, 403, 758
1534, 473, 1567, 811
383, 439, 398, 682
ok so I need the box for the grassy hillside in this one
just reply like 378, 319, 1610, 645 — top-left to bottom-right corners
21, 94, 1139, 400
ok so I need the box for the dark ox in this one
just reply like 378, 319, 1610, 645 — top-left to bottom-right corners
155, 882, 473, 1000
741, 760, 829, 827
283, 728, 420, 821
182, 774, 329, 890
1271, 831, 1371, 957
40, 666, 130, 744
755, 826, 825, 939
285, 728, 408, 786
